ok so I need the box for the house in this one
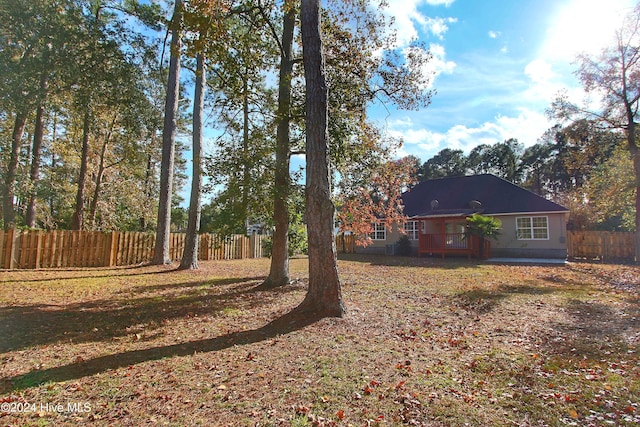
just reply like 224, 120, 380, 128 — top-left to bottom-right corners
361, 174, 570, 259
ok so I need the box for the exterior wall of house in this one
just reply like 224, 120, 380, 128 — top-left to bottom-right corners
355, 223, 419, 255
354, 212, 568, 259
490, 212, 568, 258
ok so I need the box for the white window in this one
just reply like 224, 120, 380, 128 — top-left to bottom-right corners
404, 221, 419, 240
370, 222, 386, 240
516, 216, 549, 240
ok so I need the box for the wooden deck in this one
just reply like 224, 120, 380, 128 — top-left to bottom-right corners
418, 232, 490, 259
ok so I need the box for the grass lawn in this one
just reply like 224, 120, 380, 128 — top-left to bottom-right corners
0, 254, 639, 426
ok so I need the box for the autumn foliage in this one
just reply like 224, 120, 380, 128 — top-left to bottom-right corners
337, 156, 416, 246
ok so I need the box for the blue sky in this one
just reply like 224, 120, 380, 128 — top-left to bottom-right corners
374, 0, 637, 161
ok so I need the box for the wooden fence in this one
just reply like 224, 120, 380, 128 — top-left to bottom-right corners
0, 229, 265, 270
335, 233, 356, 253
567, 231, 636, 261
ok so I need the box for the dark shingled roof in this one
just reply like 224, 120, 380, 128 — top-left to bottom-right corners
402, 174, 569, 218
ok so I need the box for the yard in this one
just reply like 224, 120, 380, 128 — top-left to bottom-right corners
0, 254, 638, 426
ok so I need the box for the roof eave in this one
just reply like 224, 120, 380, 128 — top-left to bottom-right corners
489, 210, 570, 216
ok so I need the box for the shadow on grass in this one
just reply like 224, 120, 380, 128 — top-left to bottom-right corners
0, 309, 322, 393
530, 294, 640, 368
454, 284, 556, 314
0, 276, 303, 353
338, 253, 483, 269
0, 264, 180, 283
546, 298, 640, 357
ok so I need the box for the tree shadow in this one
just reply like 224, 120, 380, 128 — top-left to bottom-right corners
453, 283, 557, 314
500, 283, 558, 295
126, 276, 264, 294
0, 276, 299, 353
543, 298, 640, 359
0, 264, 179, 283
0, 309, 322, 393
338, 253, 483, 269
453, 289, 509, 314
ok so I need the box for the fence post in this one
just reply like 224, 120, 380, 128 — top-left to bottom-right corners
0, 229, 5, 269
106, 231, 118, 267
0, 229, 6, 269
34, 230, 43, 269
201, 234, 209, 261
8, 228, 19, 269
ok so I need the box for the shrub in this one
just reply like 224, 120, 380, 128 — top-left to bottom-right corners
397, 234, 412, 256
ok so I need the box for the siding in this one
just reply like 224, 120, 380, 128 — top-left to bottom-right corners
357, 213, 568, 258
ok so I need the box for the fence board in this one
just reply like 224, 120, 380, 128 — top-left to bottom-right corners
567, 231, 635, 261
335, 234, 356, 254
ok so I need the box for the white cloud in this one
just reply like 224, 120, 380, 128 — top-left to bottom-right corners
386, 109, 553, 161
384, 0, 423, 46
423, 16, 458, 40
488, 30, 500, 39
521, 57, 592, 109
418, 43, 456, 86
383, 0, 457, 47
525, 59, 554, 84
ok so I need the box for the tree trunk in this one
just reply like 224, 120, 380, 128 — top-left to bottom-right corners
179, 53, 205, 271
297, 0, 345, 317
140, 152, 153, 231
3, 111, 28, 230
71, 108, 91, 231
241, 74, 250, 230
630, 144, 640, 263
625, 103, 640, 263
25, 73, 49, 228
88, 115, 116, 228
260, 0, 295, 289
153, 0, 182, 265
48, 112, 58, 224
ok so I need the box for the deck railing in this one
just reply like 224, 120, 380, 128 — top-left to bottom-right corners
419, 233, 469, 252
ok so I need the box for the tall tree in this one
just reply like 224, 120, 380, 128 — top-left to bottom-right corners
587, 145, 635, 231
25, 57, 50, 227
69, 3, 147, 230
202, 2, 276, 238
261, 0, 296, 288
520, 139, 557, 196
418, 148, 468, 181
153, 0, 183, 264
467, 138, 522, 183
298, 0, 345, 317
550, 4, 640, 259
71, 107, 91, 230
554, 120, 618, 189
259, 0, 433, 289
0, 0, 83, 229
179, 53, 205, 270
